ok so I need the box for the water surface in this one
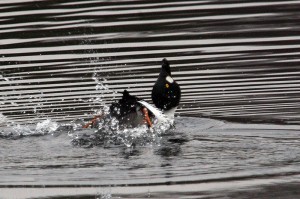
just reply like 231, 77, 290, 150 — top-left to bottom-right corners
1, 0, 300, 198
1, 0, 300, 124
1, 117, 300, 198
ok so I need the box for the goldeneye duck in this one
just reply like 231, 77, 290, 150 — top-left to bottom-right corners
152, 58, 181, 120
83, 90, 154, 129
83, 58, 180, 129
109, 90, 153, 128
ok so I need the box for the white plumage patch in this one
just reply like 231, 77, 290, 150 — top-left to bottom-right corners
166, 76, 174, 83
137, 100, 176, 126
137, 101, 168, 123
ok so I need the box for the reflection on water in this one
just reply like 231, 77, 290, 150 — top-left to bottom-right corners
1, 0, 300, 124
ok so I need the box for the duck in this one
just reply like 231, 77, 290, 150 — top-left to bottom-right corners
83, 58, 181, 129
109, 89, 153, 128
151, 58, 181, 120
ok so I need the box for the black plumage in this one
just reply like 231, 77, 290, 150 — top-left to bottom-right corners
152, 58, 181, 110
110, 90, 140, 117
109, 90, 152, 127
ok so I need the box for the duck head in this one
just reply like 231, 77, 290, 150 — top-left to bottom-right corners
151, 58, 181, 115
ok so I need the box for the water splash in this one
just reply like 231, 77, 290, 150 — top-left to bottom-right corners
0, 74, 10, 81
70, 113, 174, 148
35, 119, 59, 135
0, 113, 7, 126
95, 191, 112, 199
0, 119, 60, 139
89, 67, 118, 116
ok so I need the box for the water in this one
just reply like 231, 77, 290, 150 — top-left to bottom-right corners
1, 0, 300, 198
1, 117, 300, 198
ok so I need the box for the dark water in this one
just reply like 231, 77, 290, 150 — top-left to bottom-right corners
1, 117, 300, 198
1, 0, 300, 124
1, 0, 300, 198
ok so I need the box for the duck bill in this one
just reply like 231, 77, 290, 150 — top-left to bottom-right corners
142, 107, 153, 128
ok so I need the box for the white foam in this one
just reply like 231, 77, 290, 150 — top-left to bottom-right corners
164, 106, 177, 121
0, 113, 7, 126
35, 119, 59, 135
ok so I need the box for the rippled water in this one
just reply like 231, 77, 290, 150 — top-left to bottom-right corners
1, 0, 300, 124
1, 117, 300, 198
1, 0, 300, 198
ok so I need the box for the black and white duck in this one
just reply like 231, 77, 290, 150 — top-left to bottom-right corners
83, 58, 181, 129
151, 58, 181, 120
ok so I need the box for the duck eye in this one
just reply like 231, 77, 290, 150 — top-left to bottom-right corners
165, 83, 169, 88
